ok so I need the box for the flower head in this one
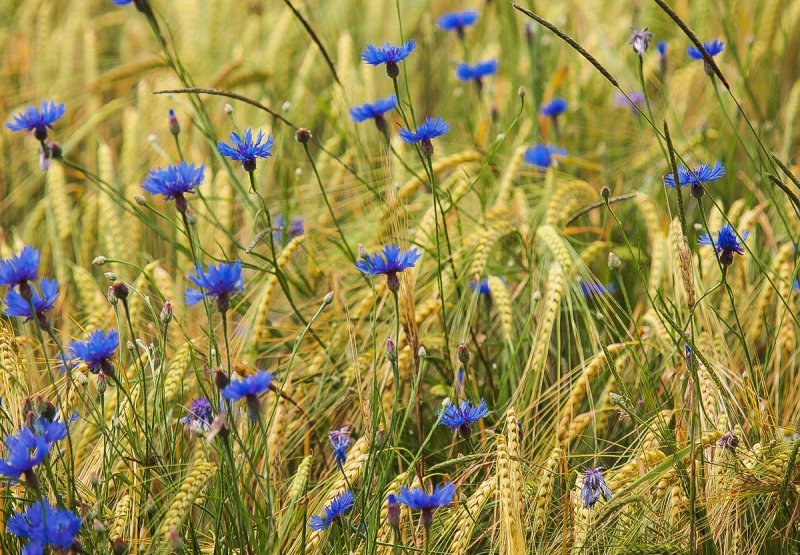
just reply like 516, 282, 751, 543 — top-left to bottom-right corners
0, 246, 40, 292
328, 427, 351, 467
180, 397, 214, 434
540, 98, 567, 118
718, 430, 739, 451
470, 278, 491, 296
398, 116, 449, 157
273, 215, 305, 243
7, 501, 81, 553
308, 490, 354, 531
6, 100, 65, 141
524, 144, 567, 169
185, 260, 244, 312
697, 224, 749, 266
437, 11, 479, 35
142, 162, 205, 212
69, 329, 118, 375
4, 278, 58, 325
221, 370, 274, 402
630, 27, 653, 56
664, 161, 725, 191
688, 39, 725, 60
355, 244, 421, 291
581, 281, 615, 298
455, 59, 497, 83
217, 129, 274, 172
438, 399, 489, 438
657, 41, 668, 56
397, 483, 455, 527
350, 94, 397, 132
362, 41, 416, 77
581, 467, 612, 508
0, 412, 68, 481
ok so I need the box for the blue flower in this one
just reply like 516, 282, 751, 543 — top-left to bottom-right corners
3, 278, 58, 323
221, 371, 274, 402
6, 100, 65, 140
664, 161, 725, 188
688, 39, 724, 60
397, 483, 455, 527
581, 467, 612, 508
217, 129, 274, 172
455, 59, 497, 83
273, 215, 305, 243
308, 490, 354, 531
328, 427, 351, 467
794, 279, 800, 292
581, 281, 615, 298
180, 397, 214, 434
185, 260, 244, 311
350, 94, 397, 123
112, 0, 133, 3
142, 162, 205, 212
470, 279, 491, 296
0, 245, 40, 290
524, 144, 567, 169
438, 399, 489, 438
356, 244, 421, 291
399, 116, 449, 156
657, 41, 668, 56
437, 11, 479, 34
362, 41, 416, 77
7, 501, 81, 553
540, 98, 567, 118
69, 329, 119, 375
697, 224, 749, 266
0, 416, 68, 480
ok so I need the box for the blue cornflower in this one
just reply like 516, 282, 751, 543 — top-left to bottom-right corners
398, 116, 449, 157
697, 224, 749, 266
185, 260, 244, 312
356, 244, 422, 291
397, 482, 456, 527
180, 397, 214, 434
0, 416, 67, 481
362, 41, 416, 78
3, 278, 58, 325
308, 490, 355, 531
664, 162, 725, 199
6, 100, 65, 141
328, 427, 351, 467
794, 279, 800, 292
217, 129, 274, 172
455, 59, 497, 86
524, 144, 567, 169
437, 11, 479, 36
657, 41, 668, 56
438, 399, 489, 438
540, 98, 567, 118
470, 279, 491, 296
350, 95, 397, 131
688, 39, 724, 60
113, 0, 133, 3
581, 281, 616, 298
142, 162, 205, 213
273, 215, 305, 243
69, 329, 119, 375
0, 245, 40, 293
7, 501, 81, 553
221, 371, 274, 419
581, 467, 612, 508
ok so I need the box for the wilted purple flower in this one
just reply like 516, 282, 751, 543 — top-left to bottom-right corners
581, 467, 612, 508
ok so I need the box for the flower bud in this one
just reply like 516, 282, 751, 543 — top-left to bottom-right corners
214, 369, 230, 390
110, 280, 129, 301
92, 256, 107, 266
457, 342, 470, 366
160, 300, 173, 325
295, 128, 312, 144
386, 337, 397, 362
387, 494, 400, 529
112, 538, 130, 555
600, 186, 610, 199
608, 252, 622, 270
518, 85, 526, 98
323, 291, 334, 305
168, 109, 180, 136
96, 372, 107, 395
224, 103, 234, 115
